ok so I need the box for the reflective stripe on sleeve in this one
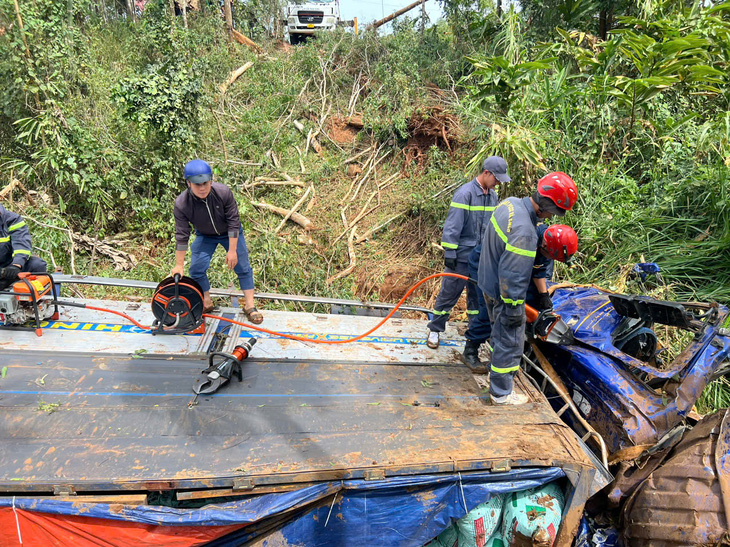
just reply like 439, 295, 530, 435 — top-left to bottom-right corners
451, 202, 495, 212
8, 221, 26, 232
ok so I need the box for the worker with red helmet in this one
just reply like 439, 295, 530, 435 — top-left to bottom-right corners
477, 172, 578, 405
527, 223, 578, 310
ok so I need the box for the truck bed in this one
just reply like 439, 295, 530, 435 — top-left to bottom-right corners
0, 300, 602, 543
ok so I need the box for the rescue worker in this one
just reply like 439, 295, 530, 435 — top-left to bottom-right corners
528, 224, 578, 311
0, 204, 47, 291
478, 172, 578, 405
426, 156, 510, 373
171, 159, 263, 324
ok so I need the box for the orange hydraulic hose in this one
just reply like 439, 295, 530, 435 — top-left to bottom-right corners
203, 272, 470, 344
85, 304, 152, 330
74, 273, 472, 343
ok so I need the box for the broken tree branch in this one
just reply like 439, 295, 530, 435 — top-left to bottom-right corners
333, 189, 379, 245
294, 146, 306, 173
274, 185, 313, 234
227, 159, 263, 167
327, 228, 357, 285
350, 149, 390, 202
231, 29, 263, 54
251, 200, 314, 231
294, 120, 322, 154
243, 180, 305, 189
219, 61, 254, 96
211, 109, 228, 163
355, 211, 406, 244
344, 145, 374, 164
0, 178, 35, 205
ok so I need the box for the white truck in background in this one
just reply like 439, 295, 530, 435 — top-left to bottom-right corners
285, 0, 341, 45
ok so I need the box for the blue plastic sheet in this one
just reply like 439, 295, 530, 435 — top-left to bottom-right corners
0, 468, 563, 545
208, 467, 565, 547
0, 483, 338, 526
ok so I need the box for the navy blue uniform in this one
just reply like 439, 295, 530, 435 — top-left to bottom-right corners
0, 205, 46, 274
477, 197, 538, 397
427, 179, 497, 334
526, 224, 554, 307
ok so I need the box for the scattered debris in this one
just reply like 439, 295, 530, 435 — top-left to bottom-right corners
37, 401, 61, 414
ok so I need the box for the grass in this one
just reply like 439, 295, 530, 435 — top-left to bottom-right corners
696, 377, 730, 415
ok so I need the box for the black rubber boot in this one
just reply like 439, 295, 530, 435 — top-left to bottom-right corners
462, 340, 488, 374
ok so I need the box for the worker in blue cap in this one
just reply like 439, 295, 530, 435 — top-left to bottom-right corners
171, 159, 263, 324
425, 156, 510, 372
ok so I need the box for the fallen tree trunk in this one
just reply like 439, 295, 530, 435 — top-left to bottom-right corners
251, 200, 314, 231
367, 0, 423, 30
231, 29, 263, 54
219, 61, 254, 96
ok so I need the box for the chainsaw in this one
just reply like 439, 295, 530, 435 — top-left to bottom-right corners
525, 303, 574, 345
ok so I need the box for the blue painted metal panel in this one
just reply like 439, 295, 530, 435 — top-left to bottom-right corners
542, 287, 730, 453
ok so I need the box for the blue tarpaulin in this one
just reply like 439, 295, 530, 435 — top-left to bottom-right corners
0, 468, 564, 546
209, 467, 565, 546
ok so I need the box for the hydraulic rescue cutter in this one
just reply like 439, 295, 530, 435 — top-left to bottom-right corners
526, 303, 575, 345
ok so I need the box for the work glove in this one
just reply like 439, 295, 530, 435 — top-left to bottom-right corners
0, 265, 20, 283
504, 313, 524, 329
536, 292, 553, 311
444, 257, 458, 271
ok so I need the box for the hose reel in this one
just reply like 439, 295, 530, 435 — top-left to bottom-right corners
151, 275, 205, 334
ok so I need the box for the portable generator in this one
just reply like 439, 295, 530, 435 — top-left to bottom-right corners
0, 273, 59, 334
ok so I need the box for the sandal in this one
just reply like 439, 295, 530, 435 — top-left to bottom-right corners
244, 306, 264, 325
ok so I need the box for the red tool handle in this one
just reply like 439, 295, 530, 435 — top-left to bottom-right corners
525, 303, 539, 323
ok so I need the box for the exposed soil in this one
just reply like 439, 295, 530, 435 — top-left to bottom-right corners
328, 116, 362, 144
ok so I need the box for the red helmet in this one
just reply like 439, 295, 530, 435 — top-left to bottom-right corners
542, 224, 578, 263
537, 172, 578, 214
